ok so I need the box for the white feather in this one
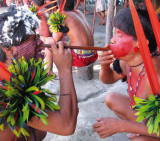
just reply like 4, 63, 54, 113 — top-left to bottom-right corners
1, 4, 41, 46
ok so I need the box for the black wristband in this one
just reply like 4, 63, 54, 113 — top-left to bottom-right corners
59, 25, 69, 33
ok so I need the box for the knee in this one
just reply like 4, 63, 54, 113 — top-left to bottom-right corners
105, 92, 117, 110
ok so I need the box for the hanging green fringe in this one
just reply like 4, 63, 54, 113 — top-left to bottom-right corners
0, 57, 59, 138
133, 95, 160, 136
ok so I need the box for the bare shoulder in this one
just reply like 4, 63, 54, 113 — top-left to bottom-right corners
63, 11, 76, 19
63, 11, 84, 28
74, 9, 84, 17
73, 10, 88, 21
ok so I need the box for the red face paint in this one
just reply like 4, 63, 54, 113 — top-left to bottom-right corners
110, 29, 134, 59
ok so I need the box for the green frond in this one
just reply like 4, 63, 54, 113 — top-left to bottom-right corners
47, 10, 66, 33
0, 57, 59, 138
133, 95, 160, 136
29, 5, 38, 15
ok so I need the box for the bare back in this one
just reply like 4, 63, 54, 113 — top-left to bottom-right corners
63, 10, 94, 46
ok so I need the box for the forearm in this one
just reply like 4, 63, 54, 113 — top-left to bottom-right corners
99, 66, 115, 84
119, 119, 160, 138
58, 69, 78, 127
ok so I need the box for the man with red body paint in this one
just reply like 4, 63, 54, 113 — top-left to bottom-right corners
93, 8, 160, 141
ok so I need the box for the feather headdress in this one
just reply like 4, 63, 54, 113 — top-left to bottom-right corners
0, 4, 40, 47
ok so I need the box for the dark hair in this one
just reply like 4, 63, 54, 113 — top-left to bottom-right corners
0, 48, 6, 62
33, 0, 45, 6
113, 8, 157, 53
57, 0, 74, 11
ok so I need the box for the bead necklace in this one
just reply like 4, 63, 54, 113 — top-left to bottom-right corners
129, 62, 143, 67
129, 65, 145, 105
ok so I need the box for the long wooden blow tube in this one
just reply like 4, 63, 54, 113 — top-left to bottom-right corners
129, 0, 160, 95
41, 44, 110, 51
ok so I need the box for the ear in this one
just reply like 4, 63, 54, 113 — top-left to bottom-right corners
146, 40, 149, 45
133, 40, 140, 53
134, 40, 139, 48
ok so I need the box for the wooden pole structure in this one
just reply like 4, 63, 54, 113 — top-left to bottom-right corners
92, 0, 97, 34
105, 0, 115, 44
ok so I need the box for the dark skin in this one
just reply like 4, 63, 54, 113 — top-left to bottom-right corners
0, 39, 78, 141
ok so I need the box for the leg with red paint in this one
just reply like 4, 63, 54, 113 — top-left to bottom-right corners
93, 93, 160, 140
105, 92, 140, 139
105, 93, 137, 121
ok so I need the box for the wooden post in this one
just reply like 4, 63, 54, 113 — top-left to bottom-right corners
105, 0, 115, 44
76, 63, 94, 80
92, 0, 97, 34
113, 0, 117, 36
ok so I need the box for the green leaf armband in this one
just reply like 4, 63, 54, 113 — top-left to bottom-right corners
47, 10, 67, 33
59, 25, 69, 33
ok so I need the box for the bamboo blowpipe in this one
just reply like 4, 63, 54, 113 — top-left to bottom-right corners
41, 44, 110, 51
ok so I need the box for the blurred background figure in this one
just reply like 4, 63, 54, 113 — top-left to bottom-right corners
96, 0, 107, 25
75, 0, 90, 15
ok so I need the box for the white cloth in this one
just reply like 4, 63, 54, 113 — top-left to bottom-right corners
96, 0, 107, 12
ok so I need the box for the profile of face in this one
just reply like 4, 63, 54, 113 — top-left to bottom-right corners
110, 28, 135, 59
